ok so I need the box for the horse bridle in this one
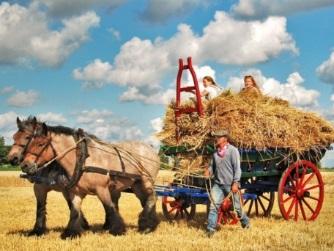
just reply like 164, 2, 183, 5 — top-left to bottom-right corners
24, 134, 57, 166
12, 130, 35, 160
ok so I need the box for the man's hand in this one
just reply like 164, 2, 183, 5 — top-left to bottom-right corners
232, 182, 239, 193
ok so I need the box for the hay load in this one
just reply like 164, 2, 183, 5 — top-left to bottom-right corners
158, 90, 334, 172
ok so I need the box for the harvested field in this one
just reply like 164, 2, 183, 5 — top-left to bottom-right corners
0, 171, 333, 251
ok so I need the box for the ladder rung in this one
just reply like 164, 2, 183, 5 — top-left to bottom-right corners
175, 107, 197, 116
182, 65, 189, 70
180, 86, 195, 92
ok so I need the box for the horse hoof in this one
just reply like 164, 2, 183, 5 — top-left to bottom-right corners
139, 228, 153, 234
80, 217, 90, 230
102, 222, 110, 230
109, 226, 126, 236
60, 229, 81, 240
81, 222, 90, 230
28, 228, 46, 236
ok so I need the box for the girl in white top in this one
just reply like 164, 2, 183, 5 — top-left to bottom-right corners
201, 76, 221, 100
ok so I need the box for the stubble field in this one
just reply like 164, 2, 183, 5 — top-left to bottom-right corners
0, 171, 333, 251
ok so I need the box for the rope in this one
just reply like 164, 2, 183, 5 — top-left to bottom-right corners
32, 137, 87, 173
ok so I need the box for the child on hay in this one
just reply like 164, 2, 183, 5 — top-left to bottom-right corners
201, 76, 221, 100
240, 75, 262, 96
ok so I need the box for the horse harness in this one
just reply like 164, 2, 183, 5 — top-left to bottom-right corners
66, 128, 142, 190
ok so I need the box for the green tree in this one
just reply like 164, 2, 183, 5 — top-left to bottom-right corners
0, 136, 8, 164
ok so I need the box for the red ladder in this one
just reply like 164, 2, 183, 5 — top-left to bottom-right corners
175, 57, 204, 141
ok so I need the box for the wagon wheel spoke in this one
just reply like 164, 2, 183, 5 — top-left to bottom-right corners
247, 200, 254, 216
243, 199, 250, 206
283, 195, 294, 203
299, 200, 307, 220
286, 197, 296, 218
255, 199, 259, 216
258, 197, 266, 213
302, 198, 315, 214
302, 173, 315, 187
304, 184, 320, 191
261, 195, 270, 202
307, 195, 319, 201
294, 198, 299, 221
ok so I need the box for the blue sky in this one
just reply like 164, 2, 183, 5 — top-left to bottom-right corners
1, 0, 334, 166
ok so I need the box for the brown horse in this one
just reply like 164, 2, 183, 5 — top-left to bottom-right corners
20, 122, 160, 238
7, 117, 120, 236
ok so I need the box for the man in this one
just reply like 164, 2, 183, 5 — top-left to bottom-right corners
205, 130, 250, 237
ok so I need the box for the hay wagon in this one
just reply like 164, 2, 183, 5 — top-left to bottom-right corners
158, 144, 327, 222
156, 57, 328, 223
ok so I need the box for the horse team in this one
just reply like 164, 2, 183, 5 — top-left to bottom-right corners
7, 117, 160, 239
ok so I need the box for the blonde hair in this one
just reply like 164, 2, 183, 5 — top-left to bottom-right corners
203, 76, 217, 86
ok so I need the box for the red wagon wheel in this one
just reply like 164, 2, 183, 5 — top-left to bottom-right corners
243, 177, 275, 217
162, 196, 196, 221
278, 160, 324, 221
217, 198, 239, 225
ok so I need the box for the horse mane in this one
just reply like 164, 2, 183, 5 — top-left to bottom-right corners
46, 125, 100, 140
46, 125, 77, 136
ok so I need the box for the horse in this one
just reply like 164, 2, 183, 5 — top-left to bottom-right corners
20, 122, 160, 238
7, 117, 120, 236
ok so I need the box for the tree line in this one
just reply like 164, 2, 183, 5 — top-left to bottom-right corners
0, 136, 11, 165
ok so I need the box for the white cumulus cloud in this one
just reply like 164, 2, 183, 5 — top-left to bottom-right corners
7, 90, 39, 107
145, 117, 164, 148
0, 2, 100, 67
316, 51, 334, 84
38, 112, 67, 124
74, 12, 296, 104
231, 0, 334, 19
226, 69, 320, 108
0, 111, 20, 144
75, 109, 143, 141
33, 0, 125, 18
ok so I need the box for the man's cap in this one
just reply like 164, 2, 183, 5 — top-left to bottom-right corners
211, 129, 229, 137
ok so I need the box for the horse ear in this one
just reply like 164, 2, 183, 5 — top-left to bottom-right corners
41, 123, 48, 136
17, 117, 23, 130
32, 116, 37, 128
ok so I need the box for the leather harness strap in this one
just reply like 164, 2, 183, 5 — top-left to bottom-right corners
65, 128, 89, 190
113, 146, 126, 174
65, 128, 141, 190
83, 166, 141, 180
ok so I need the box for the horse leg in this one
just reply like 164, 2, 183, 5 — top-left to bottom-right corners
61, 193, 85, 239
28, 184, 49, 236
62, 190, 89, 230
132, 180, 159, 233
103, 190, 121, 230
97, 188, 125, 235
